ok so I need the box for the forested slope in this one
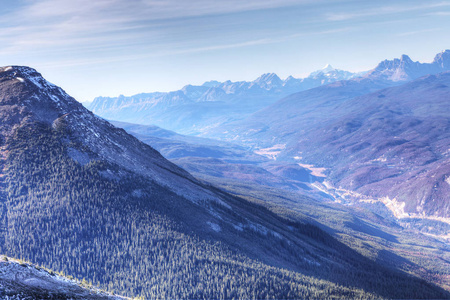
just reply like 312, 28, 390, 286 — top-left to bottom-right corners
0, 65, 448, 299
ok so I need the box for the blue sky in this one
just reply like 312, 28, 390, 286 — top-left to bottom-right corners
1, 0, 450, 102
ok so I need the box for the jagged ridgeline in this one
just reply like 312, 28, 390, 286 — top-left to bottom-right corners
0, 66, 448, 299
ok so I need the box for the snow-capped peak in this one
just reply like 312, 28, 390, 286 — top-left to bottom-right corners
400, 54, 412, 62
202, 80, 221, 88
307, 64, 356, 80
0, 66, 54, 90
253, 73, 283, 89
0, 65, 85, 120
433, 49, 450, 69
322, 64, 335, 72
255, 73, 281, 82
367, 50, 450, 82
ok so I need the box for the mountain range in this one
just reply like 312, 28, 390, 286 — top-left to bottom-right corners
88, 65, 363, 134
367, 51, 450, 82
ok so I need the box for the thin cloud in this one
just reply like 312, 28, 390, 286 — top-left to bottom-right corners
426, 11, 450, 16
0, 0, 340, 61
29, 39, 277, 70
397, 28, 441, 37
326, 2, 450, 21
0, 0, 318, 55
14, 0, 315, 22
31, 26, 353, 70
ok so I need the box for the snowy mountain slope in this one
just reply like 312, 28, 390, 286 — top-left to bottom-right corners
0, 256, 124, 299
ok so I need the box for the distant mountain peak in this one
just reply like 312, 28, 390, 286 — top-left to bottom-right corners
368, 50, 450, 82
253, 73, 283, 88
181, 84, 210, 100
370, 57, 416, 82
433, 49, 450, 68
307, 64, 356, 81
434, 49, 450, 58
285, 75, 295, 80
400, 54, 412, 62
202, 80, 221, 87
322, 64, 335, 72
255, 72, 281, 81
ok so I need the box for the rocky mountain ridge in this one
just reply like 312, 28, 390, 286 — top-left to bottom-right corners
366, 50, 450, 82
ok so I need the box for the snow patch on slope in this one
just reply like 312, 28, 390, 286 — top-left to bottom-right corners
207, 222, 221, 232
0, 256, 124, 299
254, 144, 286, 160
67, 148, 91, 166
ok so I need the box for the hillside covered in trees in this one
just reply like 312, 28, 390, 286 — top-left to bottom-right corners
0, 66, 448, 299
